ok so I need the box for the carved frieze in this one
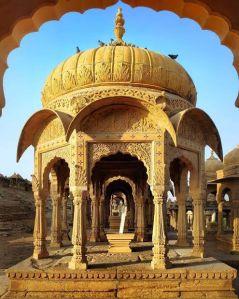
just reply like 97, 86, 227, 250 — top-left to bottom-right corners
37, 118, 65, 145
47, 86, 161, 115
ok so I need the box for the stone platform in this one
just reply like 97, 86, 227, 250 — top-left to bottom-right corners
2, 243, 238, 299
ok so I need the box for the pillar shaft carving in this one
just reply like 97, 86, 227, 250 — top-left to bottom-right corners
50, 190, 62, 247
69, 187, 88, 270
99, 196, 107, 241
90, 193, 100, 242
33, 191, 49, 259
176, 172, 189, 246
217, 201, 223, 236
151, 189, 170, 269
192, 194, 205, 257
135, 196, 145, 242
62, 191, 69, 238
232, 198, 239, 251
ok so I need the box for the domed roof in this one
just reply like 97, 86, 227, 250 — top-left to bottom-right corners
205, 151, 223, 174
224, 145, 239, 166
41, 9, 196, 108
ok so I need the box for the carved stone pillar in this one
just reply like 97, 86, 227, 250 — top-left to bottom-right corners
148, 200, 153, 227
99, 196, 107, 241
90, 194, 99, 242
232, 199, 239, 252
136, 200, 145, 242
50, 192, 62, 247
151, 189, 170, 269
217, 201, 223, 236
230, 207, 234, 231
61, 191, 69, 240
69, 187, 87, 270
33, 191, 49, 259
192, 195, 205, 257
176, 191, 189, 246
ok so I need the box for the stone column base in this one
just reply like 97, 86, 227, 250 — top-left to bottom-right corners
68, 260, 88, 270
33, 247, 49, 260
151, 258, 171, 270
50, 241, 62, 248
192, 246, 204, 258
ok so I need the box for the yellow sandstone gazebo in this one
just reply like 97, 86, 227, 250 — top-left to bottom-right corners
17, 8, 222, 271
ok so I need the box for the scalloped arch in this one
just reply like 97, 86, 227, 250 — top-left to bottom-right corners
0, 0, 239, 116
42, 155, 70, 190
104, 175, 136, 199
90, 147, 150, 185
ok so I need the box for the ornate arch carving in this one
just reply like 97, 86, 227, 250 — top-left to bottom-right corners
41, 146, 72, 188
171, 108, 223, 160
66, 96, 176, 145
88, 142, 151, 184
168, 146, 199, 188
104, 175, 136, 200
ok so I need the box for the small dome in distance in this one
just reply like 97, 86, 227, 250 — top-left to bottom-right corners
224, 144, 239, 166
205, 151, 223, 181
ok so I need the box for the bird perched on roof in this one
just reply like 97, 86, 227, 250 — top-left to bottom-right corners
168, 54, 178, 60
98, 40, 106, 47
76, 46, 80, 53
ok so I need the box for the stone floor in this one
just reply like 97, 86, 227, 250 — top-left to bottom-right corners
1, 232, 239, 298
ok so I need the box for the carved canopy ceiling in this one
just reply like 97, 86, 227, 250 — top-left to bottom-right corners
17, 109, 72, 162
170, 107, 223, 161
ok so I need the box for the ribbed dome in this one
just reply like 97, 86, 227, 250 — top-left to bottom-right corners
41, 9, 196, 108
224, 145, 239, 166
205, 152, 223, 174
41, 46, 196, 108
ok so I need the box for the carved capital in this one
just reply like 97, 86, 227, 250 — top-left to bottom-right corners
152, 185, 167, 200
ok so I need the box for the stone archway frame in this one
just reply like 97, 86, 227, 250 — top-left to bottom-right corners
41, 147, 72, 189
88, 142, 152, 186
104, 176, 136, 201
170, 107, 223, 161
168, 146, 199, 191
1, 0, 239, 116
17, 108, 72, 162
66, 96, 177, 145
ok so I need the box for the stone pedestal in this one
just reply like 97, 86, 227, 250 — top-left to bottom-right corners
109, 215, 129, 231
106, 233, 134, 253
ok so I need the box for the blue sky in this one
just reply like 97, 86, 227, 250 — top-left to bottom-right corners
0, 2, 238, 179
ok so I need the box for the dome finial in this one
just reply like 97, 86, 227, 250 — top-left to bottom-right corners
114, 8, 125, 42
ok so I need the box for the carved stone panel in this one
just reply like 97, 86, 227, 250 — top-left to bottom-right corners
178, 116, 204, 145
37, 118, 65, 145
81, 106, 161, 134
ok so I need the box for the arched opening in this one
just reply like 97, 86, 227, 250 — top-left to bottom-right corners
205, 191, 217, 231
90, 152, 150, 242
169, 157, 194, 246
222, 188, 232, 233
42, 158, 71, 250
105, 180, 134, 232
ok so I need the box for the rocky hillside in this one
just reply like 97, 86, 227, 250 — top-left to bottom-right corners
0, 186, 34, 235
